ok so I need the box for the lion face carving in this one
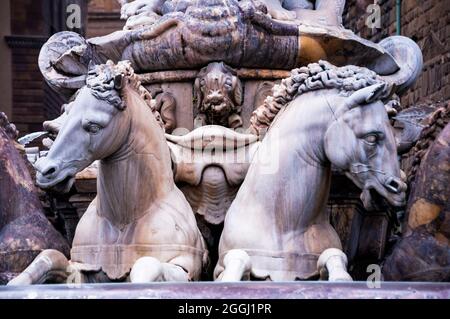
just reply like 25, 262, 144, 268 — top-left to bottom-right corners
194, 62, 243, 129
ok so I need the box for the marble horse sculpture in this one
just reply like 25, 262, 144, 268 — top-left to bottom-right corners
8, 61, 207, 285
215, 61, 407, 282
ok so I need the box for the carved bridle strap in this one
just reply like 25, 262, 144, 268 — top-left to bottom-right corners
350, 163, 386, 176
322, 93, 338, 121
323, 95, 390, 178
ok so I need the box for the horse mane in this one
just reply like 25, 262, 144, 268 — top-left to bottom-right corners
249, 60, 391, 136
86, 60, 165, 129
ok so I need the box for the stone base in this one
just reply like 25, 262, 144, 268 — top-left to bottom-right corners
0, 282, 448, 299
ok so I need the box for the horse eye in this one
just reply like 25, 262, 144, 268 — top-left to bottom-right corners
364, 134, 379, 145
84, 122, 102, 134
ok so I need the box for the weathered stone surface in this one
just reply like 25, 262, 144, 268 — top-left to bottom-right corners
383, 122, 450, 281
0, 113, 69, 285
393, 105, 436, 155
38, 0, 409, 99
1, 281, 449, 299
167, 125, 260, 226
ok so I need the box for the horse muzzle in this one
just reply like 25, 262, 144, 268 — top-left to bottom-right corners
384, 176, 407, 194
360, 177, 407, 210
34, 158, 76, 193
382, 176, 407, 208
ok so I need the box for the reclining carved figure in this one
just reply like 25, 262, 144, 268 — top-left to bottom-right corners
39, 0, 401, 98
120, 0, 345, 27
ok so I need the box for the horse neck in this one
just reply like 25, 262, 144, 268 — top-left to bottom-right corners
284, 91, 337, 167
271, 91, 338, 222
97, 85, 175, 227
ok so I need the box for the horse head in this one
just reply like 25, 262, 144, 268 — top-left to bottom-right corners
324, 83, 407, 210
35, 61, 133, 193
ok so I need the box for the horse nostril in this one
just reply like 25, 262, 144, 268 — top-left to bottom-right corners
42, 166, 57, 177
389, 179, 398, 189
385, 177, 403, 194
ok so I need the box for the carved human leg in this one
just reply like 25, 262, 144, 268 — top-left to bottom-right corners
129, 257, 190, 283
263, 0, 297, 20
7, 250, 70, 285
219, 249, 252, 282
317, 248, 353, 282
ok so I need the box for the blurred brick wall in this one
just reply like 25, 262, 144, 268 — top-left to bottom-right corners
6, 0, 88, 135
4, 0, 123, 135
87, 0, 124, 38
7, 0, 50, 135
344, 0, 450, 107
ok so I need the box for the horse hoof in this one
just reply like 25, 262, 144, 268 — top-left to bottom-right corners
7, 274, 33, 286
317, 248, 353, 282
130, 256, 163, 283
328, 272, 353, 282
221, 249, 252, 282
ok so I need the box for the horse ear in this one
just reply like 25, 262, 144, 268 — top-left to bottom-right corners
345, 83, 387, 109
232, 76, 243, 107
193, 77, 202, 112
114, 74, 124, 90
88, 60, 96, 72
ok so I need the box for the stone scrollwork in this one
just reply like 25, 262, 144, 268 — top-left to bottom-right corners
39, 0, 404, 96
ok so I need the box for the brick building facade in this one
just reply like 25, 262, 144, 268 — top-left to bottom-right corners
344, 0, 450, 106
1, 0, 89, 135
86, 0, 124, 38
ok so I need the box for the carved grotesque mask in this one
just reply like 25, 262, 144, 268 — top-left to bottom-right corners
194, 62, 243, 128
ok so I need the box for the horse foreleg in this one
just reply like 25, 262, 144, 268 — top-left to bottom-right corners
317, 248, 353, 282
130, 257, 190, 283
7, 249, 70, 285
219, 249, 252, 282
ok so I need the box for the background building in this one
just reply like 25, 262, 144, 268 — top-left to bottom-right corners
345, 0, 450, 106
0, 0, 123, 135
